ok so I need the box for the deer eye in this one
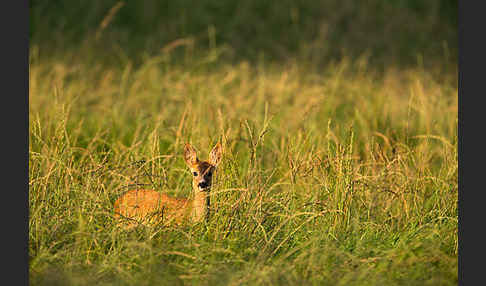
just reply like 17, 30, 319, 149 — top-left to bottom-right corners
193, 172, 198, 176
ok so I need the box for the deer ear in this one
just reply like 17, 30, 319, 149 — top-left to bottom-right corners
209, 142, 222, 167
184, 143, 198, 166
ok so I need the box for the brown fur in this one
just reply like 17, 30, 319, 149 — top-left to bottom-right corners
113, 142, 222, 227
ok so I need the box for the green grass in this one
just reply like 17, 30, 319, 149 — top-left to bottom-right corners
29, 1, 457, 285
29, 0, 457, 71
29, 50, 457, 285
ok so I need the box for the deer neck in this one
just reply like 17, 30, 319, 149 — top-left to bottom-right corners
191, 190, 210, 222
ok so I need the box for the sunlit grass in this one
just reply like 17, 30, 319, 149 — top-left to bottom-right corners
29, 46, 457, 285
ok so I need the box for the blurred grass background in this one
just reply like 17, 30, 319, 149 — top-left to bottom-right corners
30, 0, 457, 71
29, 1, 457, 285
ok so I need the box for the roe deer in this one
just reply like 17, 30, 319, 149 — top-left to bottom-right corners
114, 142, 222, 226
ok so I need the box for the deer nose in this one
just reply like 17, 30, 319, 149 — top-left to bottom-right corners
198, 181, 208, 189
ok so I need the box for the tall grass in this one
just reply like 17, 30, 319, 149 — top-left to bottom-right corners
29, 43, 457, 285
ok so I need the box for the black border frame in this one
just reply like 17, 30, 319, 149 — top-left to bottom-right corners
2, 1, 29, 285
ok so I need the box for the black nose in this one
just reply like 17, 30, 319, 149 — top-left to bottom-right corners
198, 182, 208, 188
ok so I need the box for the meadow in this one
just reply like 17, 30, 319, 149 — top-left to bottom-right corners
29, 1, 457, 285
